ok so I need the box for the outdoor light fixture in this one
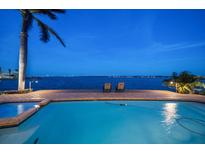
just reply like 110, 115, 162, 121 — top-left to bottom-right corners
34, 105, 40, 109
29, 80, 39, 91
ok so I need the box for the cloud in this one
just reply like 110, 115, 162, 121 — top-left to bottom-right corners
148, 41, 205, 52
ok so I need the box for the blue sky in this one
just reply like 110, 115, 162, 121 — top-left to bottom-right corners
0, 9, 205, 76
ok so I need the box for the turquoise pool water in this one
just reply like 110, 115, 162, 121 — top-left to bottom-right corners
0, 101, 205, 144
0, 102, 37, 118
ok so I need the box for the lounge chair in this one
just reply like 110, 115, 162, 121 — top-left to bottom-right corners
116, 82, 125, 92
103, 83, 112, 92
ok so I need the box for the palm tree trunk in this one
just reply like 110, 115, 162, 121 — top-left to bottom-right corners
175, 83, 178, 93
18, 15, 28, 91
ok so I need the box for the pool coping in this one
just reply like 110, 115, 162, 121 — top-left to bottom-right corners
0, 90, 205, 128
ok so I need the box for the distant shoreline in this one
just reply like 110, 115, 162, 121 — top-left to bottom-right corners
1, 75, 205, 80
27, 76, 171, 79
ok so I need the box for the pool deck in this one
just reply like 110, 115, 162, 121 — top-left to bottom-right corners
1, 90, 205, 103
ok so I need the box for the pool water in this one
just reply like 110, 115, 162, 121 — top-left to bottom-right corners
0, 102, 37, 118
0, 101, 205, 144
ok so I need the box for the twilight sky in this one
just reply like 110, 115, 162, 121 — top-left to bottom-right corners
0, 9, 205, 76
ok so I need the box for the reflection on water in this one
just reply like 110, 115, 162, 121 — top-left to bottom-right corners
162, 103, 178, 133
17, 104, 24, 115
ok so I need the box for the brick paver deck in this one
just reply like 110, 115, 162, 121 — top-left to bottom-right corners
1, 90, 205, 104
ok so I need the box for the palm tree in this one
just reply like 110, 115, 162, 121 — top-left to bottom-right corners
18, 9, 66, 91
164, 71, 203, 94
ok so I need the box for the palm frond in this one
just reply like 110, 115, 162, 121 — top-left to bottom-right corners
19, 9, 25, 16
30, 9, 65, 20
27, 12, 33, 30
19, 9, 33, 31
37, 19, 50, 42
50, 9, 66, 14
41, 10, 57, 19
32, 15, 65, 47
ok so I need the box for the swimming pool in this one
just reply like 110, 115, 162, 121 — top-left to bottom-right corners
0, 102, 37, 119
0, 100, 205, 143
